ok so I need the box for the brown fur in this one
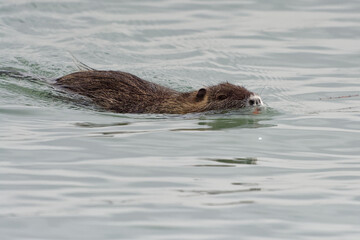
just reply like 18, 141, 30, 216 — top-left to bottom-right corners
55, 70, 255, 114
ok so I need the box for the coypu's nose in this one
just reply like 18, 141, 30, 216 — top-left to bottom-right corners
247, 94, 263, 106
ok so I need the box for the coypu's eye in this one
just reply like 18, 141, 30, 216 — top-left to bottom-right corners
249, 99, 255, 105
217, 94, 228, 101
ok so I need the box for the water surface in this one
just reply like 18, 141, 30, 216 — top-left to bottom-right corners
1, 0, 360, 239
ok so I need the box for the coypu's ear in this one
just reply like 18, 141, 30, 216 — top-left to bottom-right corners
196, 88, 207, 102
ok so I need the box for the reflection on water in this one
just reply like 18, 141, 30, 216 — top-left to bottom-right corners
173, 111, 276, 131
194, 157, 258, 167
210, 157, 257, 165
84, 115, 274, 136
75, 122, 129, 128
98, 130, 149, 137
198, 115, 275, 130
179, 188, 261, 196
73, 110, 277, 138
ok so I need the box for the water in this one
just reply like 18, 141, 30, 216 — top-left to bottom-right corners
1, 0, 360, 239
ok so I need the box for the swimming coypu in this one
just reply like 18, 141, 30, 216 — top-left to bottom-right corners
56, 70, 263, 114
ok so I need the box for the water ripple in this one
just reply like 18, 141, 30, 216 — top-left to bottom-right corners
1, 0, 360, 239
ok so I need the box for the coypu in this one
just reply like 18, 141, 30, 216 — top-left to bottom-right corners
56, 70, 263, 114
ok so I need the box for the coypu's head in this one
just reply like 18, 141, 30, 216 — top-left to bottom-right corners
194, 82, 263, 112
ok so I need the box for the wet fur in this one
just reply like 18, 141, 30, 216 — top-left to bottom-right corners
56, 70, 254, 114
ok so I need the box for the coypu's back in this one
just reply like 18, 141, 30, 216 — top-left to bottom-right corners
56, 71, 177, 113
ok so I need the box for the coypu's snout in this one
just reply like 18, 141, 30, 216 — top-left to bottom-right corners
246, 94, 263, 107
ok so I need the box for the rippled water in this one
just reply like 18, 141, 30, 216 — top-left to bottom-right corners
1, 0, 360, 239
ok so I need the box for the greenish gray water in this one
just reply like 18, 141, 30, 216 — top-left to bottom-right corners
1, 0, 360, 239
